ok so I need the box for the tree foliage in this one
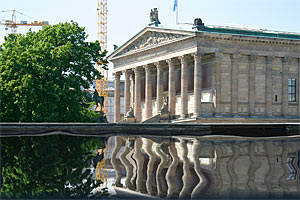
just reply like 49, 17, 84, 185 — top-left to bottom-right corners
0, 22, 108, 198
0, 21, 107, 122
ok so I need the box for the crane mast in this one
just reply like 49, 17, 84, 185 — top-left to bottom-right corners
95, 0, 109, 186
95, 0, 108, 116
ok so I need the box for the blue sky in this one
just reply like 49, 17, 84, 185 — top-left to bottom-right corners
1, 0, 300, 73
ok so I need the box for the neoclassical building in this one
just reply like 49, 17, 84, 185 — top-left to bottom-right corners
108, 20, 300, 123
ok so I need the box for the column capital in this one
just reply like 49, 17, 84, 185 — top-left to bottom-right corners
283, 56, 291, 64
114, 71, 122, 78
166, 58, 174, 66
133, 67, 143, 74
231, 53, 241, 60
154, 61, 164, 71
266, 56, 275, 64
143, 64, 153, 73
249, 54, 257, 62
192, 52, 202, 61
123, 69, 132, 77
215, 52, 223, 58
178, 55, 188, 64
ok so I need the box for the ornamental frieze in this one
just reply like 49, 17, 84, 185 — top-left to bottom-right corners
117, 31, 187, 56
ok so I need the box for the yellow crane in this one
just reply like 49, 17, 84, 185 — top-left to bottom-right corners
95, 0, 108, 115
95, 0, 109, 187
0, 10, 48, 33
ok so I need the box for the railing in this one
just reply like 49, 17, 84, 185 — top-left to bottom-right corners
1, 123, 300, 199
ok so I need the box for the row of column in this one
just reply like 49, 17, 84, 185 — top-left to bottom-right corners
111, 136, 300, 198
114, 53, 202, 122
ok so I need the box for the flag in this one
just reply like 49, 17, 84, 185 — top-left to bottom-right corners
173, 0, 178, 12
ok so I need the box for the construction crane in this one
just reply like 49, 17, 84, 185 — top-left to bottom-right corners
95, 0, 109, 187
0, 10, 48, 34
95, 0, 108, 114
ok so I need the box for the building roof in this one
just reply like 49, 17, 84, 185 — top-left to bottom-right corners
158, 23, 300, 40
108, 23, 300, 61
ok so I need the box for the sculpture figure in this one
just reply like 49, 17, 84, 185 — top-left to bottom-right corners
160, 97, 169, 113
149, 8, 161, 26
125, 107, 134, 118
93, 89, 104, 111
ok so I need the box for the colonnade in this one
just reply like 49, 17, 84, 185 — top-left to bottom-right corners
111, 136, 300, 199
114, 53, 300, 122
114, 53, 202, 122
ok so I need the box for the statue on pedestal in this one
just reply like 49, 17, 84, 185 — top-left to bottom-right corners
93, 89, 107, 123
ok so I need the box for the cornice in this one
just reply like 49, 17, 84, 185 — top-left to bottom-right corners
199, 33, 300, 46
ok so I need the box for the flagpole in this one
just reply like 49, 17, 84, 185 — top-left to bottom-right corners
176, 2, 178, 24
173, 0, 178, 24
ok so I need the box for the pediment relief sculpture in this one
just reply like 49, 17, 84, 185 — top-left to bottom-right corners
117, 31, 187, 56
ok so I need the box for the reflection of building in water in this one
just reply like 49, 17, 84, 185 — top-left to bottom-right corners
108, 126, 300, 199
108, 18, 300, 123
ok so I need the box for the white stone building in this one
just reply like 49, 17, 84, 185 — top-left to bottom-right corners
108, 20, 300, 123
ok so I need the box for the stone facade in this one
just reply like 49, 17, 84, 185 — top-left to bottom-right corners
108, 25, 300, 122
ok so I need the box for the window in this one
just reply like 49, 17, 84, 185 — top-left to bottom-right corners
288, 78, 296, 102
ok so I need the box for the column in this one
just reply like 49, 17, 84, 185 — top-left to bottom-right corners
249, 55, 256, 116
155, 62, 164, 114
134, 67, 142, 122
114, 72, 121, 122
193, 53, 202, 117
124, 70, 131, 115
130, 73, 135, 108
214, 53, 223, 116
231, 54, 239, 116
282, 57, 289, 117
167, 59, 176, 117
298, 58, 300, 117
266, 56, 274, 117
180, 55, 188, 118
145, 65, 152, 119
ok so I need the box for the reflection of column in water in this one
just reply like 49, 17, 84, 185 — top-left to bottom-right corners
227, 142, 240, 197
119, 138, 134, 189
133, 137, 145, 193
248, 141, 261, 197
211, 143, 223, 197
155, 141, 169, 197
166, 140, 179, 198
111, 136, 123, 187
191, 140, 207, 198
264, 141, 276, 199
144, 139, 157, 195
179, 139, 192, 198
279, 141, 290, 198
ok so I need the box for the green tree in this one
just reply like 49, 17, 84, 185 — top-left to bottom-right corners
0, 22, 108, 198
0, 21, 107, 122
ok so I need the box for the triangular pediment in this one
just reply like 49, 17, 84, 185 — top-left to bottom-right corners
108, 27, 194, 59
